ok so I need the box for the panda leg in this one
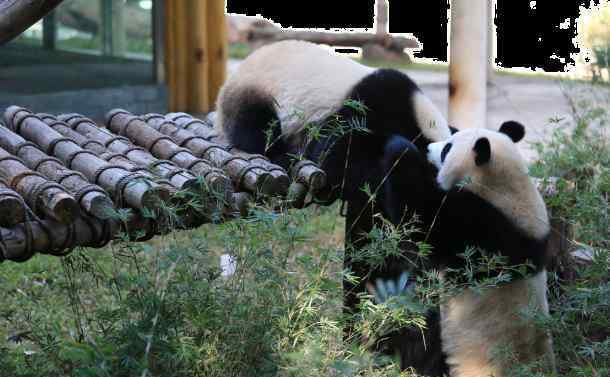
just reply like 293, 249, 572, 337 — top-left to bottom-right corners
218, 86, 294, 169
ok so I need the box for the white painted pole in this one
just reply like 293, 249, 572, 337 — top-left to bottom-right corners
448, 0, 488, 129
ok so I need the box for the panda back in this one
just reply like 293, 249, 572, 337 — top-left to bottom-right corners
218, 40, 374, 136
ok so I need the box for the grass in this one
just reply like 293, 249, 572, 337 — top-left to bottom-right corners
0, 86, 608, 376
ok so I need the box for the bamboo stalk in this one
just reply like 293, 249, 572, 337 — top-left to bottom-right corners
3, 107, 169, 210
0, 179, 26, 227
106, 109, 274, 195
0, 125, 114, 220
0, 145, 78, 224
166, 112, 327, 192
58, 113, 233, 200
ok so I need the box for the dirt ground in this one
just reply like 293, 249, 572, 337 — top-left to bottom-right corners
228, 59, 609, 162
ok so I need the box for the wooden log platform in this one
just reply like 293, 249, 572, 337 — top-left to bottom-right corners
0, 105, 331, 263
4, 107, 170, 211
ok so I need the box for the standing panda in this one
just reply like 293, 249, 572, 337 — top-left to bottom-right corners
215, 40, 453, 374
403, 122, 555, 377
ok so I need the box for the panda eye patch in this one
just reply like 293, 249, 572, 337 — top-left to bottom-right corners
440, 142, 452, 163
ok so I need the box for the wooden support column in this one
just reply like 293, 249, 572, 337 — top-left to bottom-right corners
448, 0, 488, 129
165, 0, 227, 113
188, 0, 209, 112
207, 0, 227, 110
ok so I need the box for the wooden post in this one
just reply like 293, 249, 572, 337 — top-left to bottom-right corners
374, 0, 389, 36
448, 0, 488, 129
188, 0, 209, 112
42, 10, 57, 50
207, 0, 228, 109
111, 0, 126, 57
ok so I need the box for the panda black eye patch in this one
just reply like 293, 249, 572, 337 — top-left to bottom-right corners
441, 143, 452, 163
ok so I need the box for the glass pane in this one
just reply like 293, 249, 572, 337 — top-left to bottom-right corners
55, 0, 103, 54
11, 20, 43, 47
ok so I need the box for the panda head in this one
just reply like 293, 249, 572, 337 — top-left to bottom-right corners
427, 121, 527, 191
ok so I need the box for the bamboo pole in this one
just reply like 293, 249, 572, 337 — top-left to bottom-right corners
0, 125, 114, 220
107, 109, 274, 195
0, 146, 78, 224
166, 112, 327, 192
448, 0, 488, 129
206, 0, 227, 108
3, 107, 170, 210
0, 179, 26, 227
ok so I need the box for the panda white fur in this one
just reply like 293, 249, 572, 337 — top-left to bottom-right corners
216, 40, 451, 171
418, 122, 555, 377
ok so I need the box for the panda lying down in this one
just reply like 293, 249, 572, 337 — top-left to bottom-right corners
215, 40, 555, 377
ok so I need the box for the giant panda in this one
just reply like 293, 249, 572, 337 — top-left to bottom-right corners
216, 40, 453, 374
383, 121, 555, 377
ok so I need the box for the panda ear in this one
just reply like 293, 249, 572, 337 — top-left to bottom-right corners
499, 121, 525, 143
473, 137, 491, 166
449, 125, 459, 135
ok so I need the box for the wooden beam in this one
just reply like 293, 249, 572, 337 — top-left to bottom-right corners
448, 0, 488, 129
206, 0, 228, 110
0, 0, 64, 45
188, 0, 209, 113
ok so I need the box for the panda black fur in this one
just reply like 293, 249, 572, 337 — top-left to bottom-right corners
392, 122, 554, 377
216, 40, 453, 375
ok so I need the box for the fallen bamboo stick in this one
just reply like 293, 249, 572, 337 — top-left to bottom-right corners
57, 113, 232, 200
0, 125, 114, 220
167, 112, 327, 192
0, 145, 78, 224
152, 112, 290, 193
0, 178, 26, 227
106, 109, 275, 195
4, 107, 169, 211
